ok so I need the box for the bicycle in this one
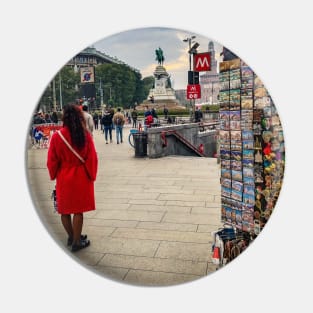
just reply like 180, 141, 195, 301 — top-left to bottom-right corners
128, 128, 139, 148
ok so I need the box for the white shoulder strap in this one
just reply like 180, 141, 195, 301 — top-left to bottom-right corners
57, 130, 85, 163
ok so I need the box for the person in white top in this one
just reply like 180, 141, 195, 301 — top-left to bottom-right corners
82, 104, 94, 136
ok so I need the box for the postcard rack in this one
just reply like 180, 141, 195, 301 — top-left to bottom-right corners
218, 58, 285, 237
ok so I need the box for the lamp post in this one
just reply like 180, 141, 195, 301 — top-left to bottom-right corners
183, 35, 199, 120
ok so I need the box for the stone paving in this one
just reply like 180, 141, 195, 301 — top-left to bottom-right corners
26, 125, 222, 286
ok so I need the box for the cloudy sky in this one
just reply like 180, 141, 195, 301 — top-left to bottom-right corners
93, 27, 223, 90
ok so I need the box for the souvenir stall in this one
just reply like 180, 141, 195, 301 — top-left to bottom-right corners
212, 58, 285, 267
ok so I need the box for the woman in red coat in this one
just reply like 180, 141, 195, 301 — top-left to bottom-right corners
47, 104, 98, 252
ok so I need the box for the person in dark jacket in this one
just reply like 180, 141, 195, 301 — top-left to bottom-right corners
101, 108, 113, 144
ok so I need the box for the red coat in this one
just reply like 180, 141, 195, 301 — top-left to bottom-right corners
47, 127, 98, 214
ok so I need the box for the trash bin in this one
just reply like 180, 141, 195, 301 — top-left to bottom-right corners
133, 132, 147, 157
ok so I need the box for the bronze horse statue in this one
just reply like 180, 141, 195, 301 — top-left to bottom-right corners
155, 47, 164, 65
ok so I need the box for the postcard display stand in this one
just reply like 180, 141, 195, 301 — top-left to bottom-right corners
219, 59, 285, 237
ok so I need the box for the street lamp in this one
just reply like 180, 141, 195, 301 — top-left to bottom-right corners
183, 35, 199, 119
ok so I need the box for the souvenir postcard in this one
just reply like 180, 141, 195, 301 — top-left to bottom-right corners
242, 209, 254, 232
243, 167, 254, 178
220, 143, 230, 150
231, 130, 241, 141
219, 61, 230, 72
254, 164, 264, 183
231, 209, 237, 224
253, 109, 263, 122
219, 90, 230, 102
230, 120, 241, 130
254, 87, 268, 98
231, 151, 242, 161
231, 143, 242, 151
254, 136, 262, 150
219, 71, 229, 90
219, 102, 230, 111
219, 111, 230, 121
221, 169, 231, 179
221, 178, 231, 188
231, 199, 242, 211
254, 76, 264, 88
242, 158, 254, 168
231, 160, 242, 171
229, 69, 241, 89
241, 77, 253, 89
228, 58, 241, 69
254, 96, 271, 109
230, 79, 241, 90
243, 176, 255, 186
219, 112, 230, 130
222, 196, 232, 207
235, 210, 242, 229
226, 207, 232, 223
241, 96, 253, 109
229, 89, 241, 110
220, 119, 230, 130
254, 150, 263, 164
241, 66, 253, 78
230, 68, 240, 80
229, 110, 240, 121
242, 203, 254, 213
232, 180, 243, 192
221, 205, 227, 222
219, 130, 230, 141
222, 186, 231, 198
232, 170, 243, 181
243, 140, 254, 149
220, 149, 230, 160
242, 130, 254, 140
242, 149, 254, 160
221, 159, 231, 169
243, 193, 255, 205
243, 185, 255, 196
253, 123, 262, 136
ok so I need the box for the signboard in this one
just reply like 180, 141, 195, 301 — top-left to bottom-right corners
194, 52, 211, 71
187, 84, 201, 99
80, 66, 95, 84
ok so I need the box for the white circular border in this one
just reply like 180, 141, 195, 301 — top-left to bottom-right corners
1, 1, 312, 312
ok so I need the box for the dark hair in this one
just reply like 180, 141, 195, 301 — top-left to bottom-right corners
82, 105, 88, 112
62, 104, 86, 149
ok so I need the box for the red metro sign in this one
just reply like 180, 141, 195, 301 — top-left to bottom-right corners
194, 52, 211, 71
187, 84, 201, 99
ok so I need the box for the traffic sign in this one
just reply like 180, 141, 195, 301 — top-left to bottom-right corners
194, 52, 211, 71
187, 84, 201, 99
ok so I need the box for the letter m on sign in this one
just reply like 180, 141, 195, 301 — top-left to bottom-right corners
194, 52, 211, 71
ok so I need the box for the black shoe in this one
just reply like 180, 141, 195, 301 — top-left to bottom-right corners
71, 239, 90, 252
67, 234, 87, 246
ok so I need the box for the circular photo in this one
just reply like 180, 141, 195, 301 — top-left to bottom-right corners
26, 26, 285, 287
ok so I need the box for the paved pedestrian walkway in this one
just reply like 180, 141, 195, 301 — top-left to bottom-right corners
26, 125, 222, 286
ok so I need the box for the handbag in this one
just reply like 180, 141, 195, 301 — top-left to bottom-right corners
51, 187, 58, 212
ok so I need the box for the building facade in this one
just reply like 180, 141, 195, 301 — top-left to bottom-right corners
196, 41, 220, 105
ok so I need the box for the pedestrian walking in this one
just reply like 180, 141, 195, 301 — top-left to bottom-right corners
93, 112, 99, 130
82, 104, 94, 136
131, 107, 138, 128
47, 104, 98, 252
101, 108, 113, 144
194, 106, 203, 123
113, 108, 125, 144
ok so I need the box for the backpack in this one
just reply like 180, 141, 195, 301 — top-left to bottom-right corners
115, 115, 123, 125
